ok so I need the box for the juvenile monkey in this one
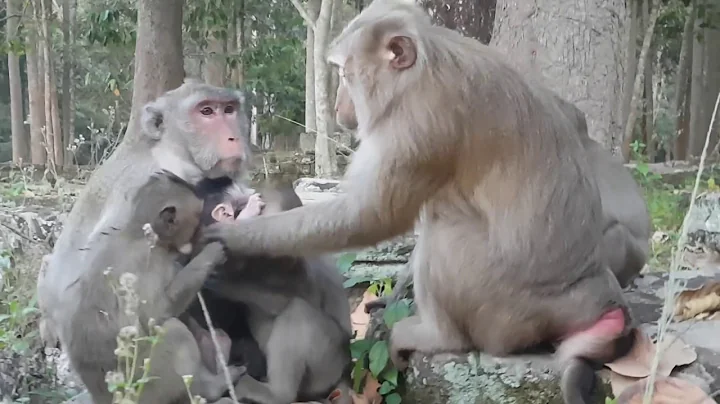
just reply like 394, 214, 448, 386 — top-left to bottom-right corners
60, 171, 243, 404
197, 178, 353, 404
203, 2, 637, 403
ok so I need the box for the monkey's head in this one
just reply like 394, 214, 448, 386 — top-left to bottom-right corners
327, 0, 429, 134
132, 171, 204, 254
141, 78, 251, 180
195, 177, 250, 225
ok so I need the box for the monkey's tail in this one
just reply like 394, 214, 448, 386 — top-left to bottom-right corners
560, 358, 597, 404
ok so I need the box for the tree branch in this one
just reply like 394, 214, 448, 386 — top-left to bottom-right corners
290, 0, 317, 32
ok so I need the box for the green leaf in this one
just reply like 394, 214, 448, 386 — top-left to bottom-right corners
12, 339, 29, 353
385, 392, 402, 404
352, 359, 365, 392
369, 341, 389, 377
381, 367, 399, 386
337, 252, 357, 273
383, 300, 411, 328
379, 381, 395, 395
350, 339, 373, 359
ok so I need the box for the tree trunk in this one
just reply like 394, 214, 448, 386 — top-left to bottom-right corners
204, 26, 226, 86
40, 0, 59, 170
673, 1, 695, 160
642, 0, 656, 162
491, 0, 627, 152
229, 0, 245, 86
702, 24, 720, 152
305, 0, 321, 133
688, 0, 707, 156
313, 0, 337, 177
621, 0, 641, 130
621, 0, 659, 162
62, 0, 75, 167
421, 0, 496, 44
26, 5, 46, 166
7, 0, 29, 164
123, 0, 185, 146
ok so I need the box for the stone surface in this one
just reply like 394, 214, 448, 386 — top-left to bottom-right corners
686, 192, 720, 250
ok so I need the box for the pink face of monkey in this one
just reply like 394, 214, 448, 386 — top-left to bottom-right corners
189, 99, 248, 175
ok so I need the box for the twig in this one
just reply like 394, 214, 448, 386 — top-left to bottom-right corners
273, 114, 355, 154
643, 91, 720, 404
196, 292, 240, 404
289, 0, 317, 31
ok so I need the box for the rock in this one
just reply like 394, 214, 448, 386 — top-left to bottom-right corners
348, 239, 720, 404
686, 192, 720, 251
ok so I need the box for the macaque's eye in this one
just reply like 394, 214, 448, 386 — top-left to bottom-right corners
200, 106, 214, 116
224, 104, 235, 114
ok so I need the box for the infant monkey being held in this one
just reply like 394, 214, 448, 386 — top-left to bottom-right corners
195, 177, 353, 404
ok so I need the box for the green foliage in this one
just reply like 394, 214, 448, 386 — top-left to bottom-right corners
350, 299, 411, 403
0, 250, 40, 355
84, 9, 137, 47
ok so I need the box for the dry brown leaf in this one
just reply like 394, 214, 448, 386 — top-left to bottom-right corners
606, 329, 697, 378
605, 370, 643, 398
606, 329, 698, 397
656, 334, 697, 376
615, 377, 715, 404
606, 328, 655, 377
351, 291, 376, 339
674, 281, 720, 321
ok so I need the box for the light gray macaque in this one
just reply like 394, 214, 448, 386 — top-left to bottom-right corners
37, 80, 253, 404
196, 179, 353, 404
202, 2, 640, 403
367, 94, 652, 311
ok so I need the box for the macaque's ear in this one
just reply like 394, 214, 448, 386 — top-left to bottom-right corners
385, 36, 416, 70
141, 101, 164, 140
153, 206, 177, 238
211, 203, 235, 223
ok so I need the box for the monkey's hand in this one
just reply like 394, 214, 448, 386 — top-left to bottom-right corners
195, 241, 228, 268
236, 193, 265, 220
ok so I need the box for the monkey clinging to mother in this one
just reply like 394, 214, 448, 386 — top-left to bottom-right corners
202, 0, 650, 403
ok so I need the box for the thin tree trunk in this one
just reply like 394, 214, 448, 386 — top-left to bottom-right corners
688, 0, 707, 156
40, 0, 64, 169
621, 0, 660, 162
621, 0, 641, 129
673, 1, 695, 160
702, 25, 720, 152
204, 25, 226, 86
123, 0, 185, 145
62, 0, 74, 167
642, 0, 655, 162
26, 4, 46, 166
313, 0, 337, 177
7, 0, 29, 164
305, 0, 321, 133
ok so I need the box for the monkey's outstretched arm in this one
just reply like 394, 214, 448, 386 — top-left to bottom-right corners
203, 144, 454, 257
164, 242, 227, 316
